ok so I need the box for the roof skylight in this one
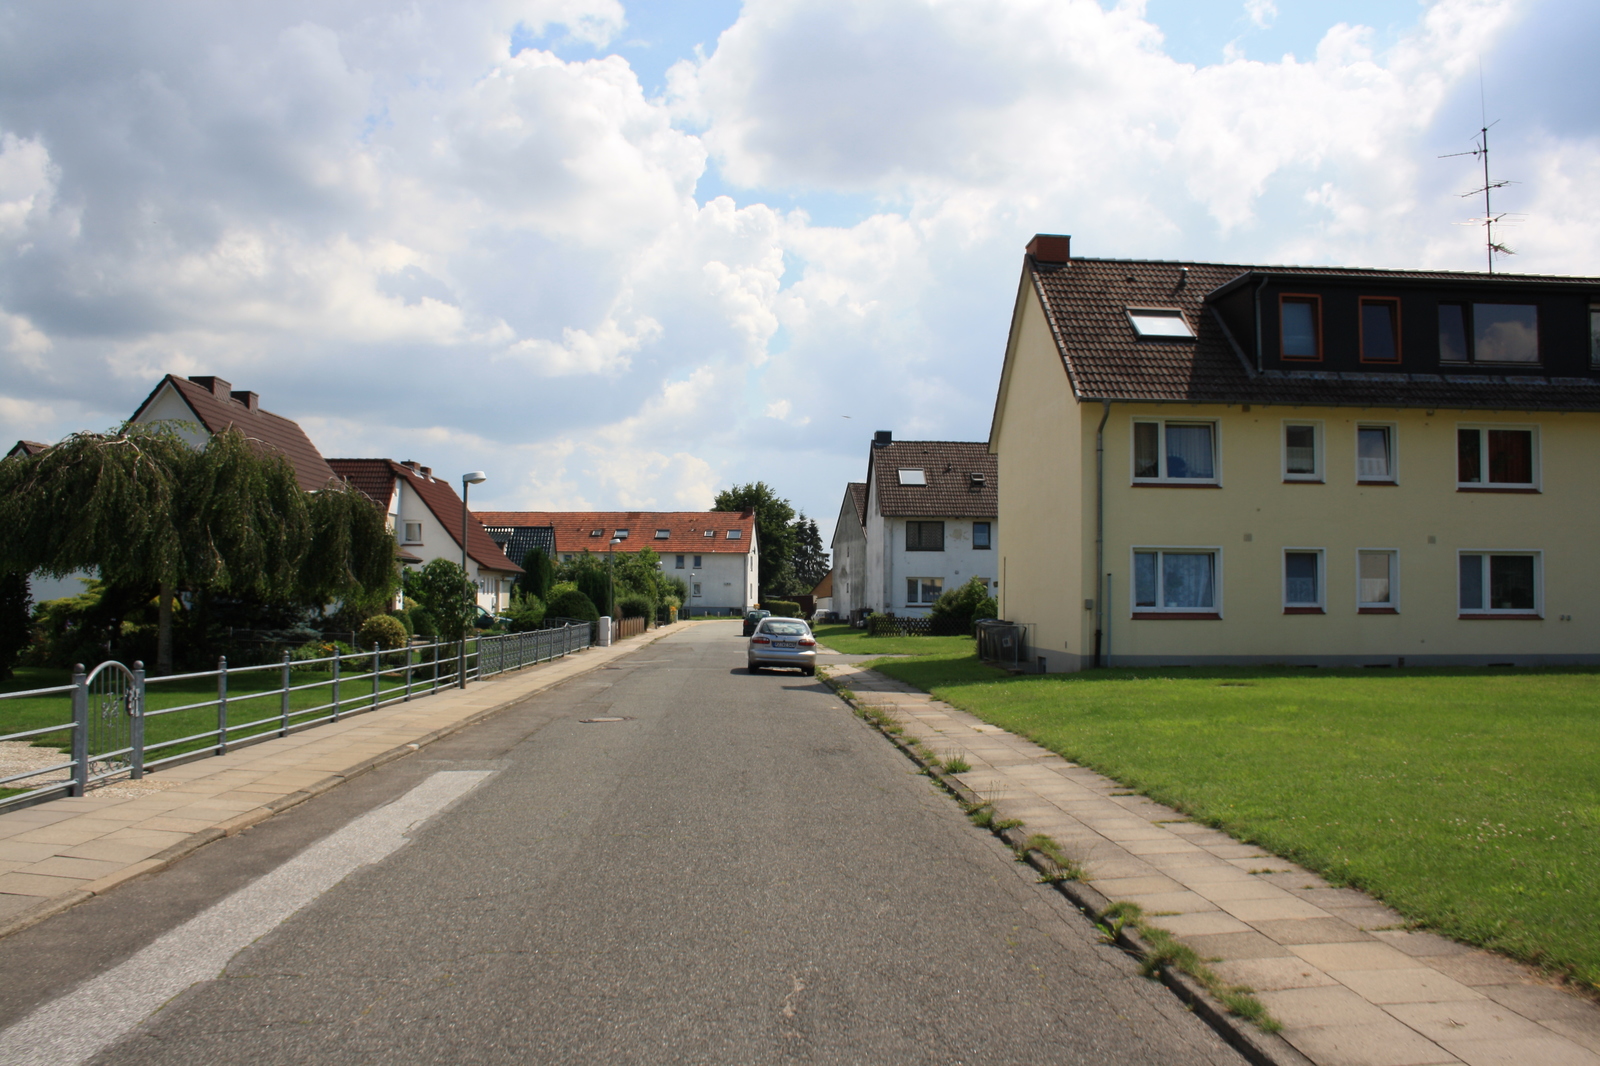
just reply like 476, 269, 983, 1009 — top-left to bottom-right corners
1127, 308, 1194, 338
897, 469, 926, 486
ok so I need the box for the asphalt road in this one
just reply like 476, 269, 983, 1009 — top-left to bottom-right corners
0, 622, 1243, 1065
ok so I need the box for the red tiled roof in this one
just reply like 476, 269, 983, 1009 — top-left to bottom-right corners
473, 511, 757, 555
868, 441, 997, 518
811, 570, 833, 598
130, 375, 339, 491
1029, 257, 1600, 411
327, 458, 521, 575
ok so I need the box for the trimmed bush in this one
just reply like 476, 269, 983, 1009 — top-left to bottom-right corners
410, 607, 437, 639
546, 589, 599, 623
357, 613, 409, 651
389, 608, 414, 638
930, 576, 998, 631
765, 600, 801, 618
616, 593, 652, 619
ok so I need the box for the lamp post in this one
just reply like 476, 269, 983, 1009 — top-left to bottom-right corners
460, 471, 487, 689
608, 537, 621, 627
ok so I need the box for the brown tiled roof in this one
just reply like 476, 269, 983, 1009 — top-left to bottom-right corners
1030, 258, 1600, 411
473, 511, 757, 555
130, 375, 340, 491
327, 458, 521, 575
6, 440, 48, 459
869, 441, 997, 518
811, 570, 833, 598
847, 482, 868, 527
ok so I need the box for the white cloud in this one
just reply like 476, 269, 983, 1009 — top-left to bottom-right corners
1245, 0, 1278, 30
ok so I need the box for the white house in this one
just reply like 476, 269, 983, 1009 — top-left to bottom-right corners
473, 510, 759, 616
828, 483, 869, 620
329, 459, 521, 613
837, 433, 1000, 619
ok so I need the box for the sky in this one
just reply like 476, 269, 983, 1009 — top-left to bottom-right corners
2, 0, 1598, 551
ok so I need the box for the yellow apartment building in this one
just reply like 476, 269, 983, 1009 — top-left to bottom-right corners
989, 235, 1600, 670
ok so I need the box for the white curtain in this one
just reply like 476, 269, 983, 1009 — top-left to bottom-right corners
1165, 424, 1214, 479
1163, 553, 1214, 608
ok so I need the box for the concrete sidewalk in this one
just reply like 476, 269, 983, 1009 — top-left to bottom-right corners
828, 661, 1600, 1066
0, 623, 701, 940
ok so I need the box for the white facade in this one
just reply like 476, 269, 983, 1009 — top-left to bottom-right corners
662, 543, 759, 614
389, 479, 515, 613
862, 500, 999, 616
830, 488, 868, 618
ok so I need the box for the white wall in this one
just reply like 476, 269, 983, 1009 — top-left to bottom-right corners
666, 547, 757, 613
395, 479, 514, 613
132, 385, 209, 446
830, 494, 867, 616
880, 517, 1000, 616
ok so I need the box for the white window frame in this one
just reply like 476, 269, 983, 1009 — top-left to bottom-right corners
1129, 546, 1223, 616
692, 582, 702, 598
1126, 307, 1195, 338
1282, 548, 1325, 612
906, 576, 944, 605
1356, 549, 1399, 613
1355, 423, 1398, 484
1281, 420, 1323, 482
726, 529, 741, 540
1456, 423, 1540, 490
1458, 550, 1542, 617
1131, 418, 1221, 484
401, 521, 423, 544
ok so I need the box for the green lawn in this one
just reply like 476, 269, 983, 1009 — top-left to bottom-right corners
811, 623, 977, 659
857, 650, 1600, 992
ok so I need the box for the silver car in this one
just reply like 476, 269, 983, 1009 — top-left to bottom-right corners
747, 618, 818, 675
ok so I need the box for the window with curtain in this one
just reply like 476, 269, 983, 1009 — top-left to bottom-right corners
1133, 550, 1217, 612
1457, 428, 1535, 487
1284, 424, 1318, 479
1284, 552, 1321, 608
1357, 426, 1393, 481
1459, 553, 1538, 613
1132, 420, 1217, 482
1359, 552, 1394, 609
906, 577, 944, 604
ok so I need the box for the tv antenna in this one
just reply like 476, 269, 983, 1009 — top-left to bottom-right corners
1439, 66, 1520, 272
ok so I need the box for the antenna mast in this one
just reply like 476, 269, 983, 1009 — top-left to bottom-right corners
1440, 68, 1518, 272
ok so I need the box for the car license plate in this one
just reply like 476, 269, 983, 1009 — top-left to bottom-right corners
775, 640, 796, 649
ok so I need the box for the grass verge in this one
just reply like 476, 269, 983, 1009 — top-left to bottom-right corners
866, 651, 1600, 992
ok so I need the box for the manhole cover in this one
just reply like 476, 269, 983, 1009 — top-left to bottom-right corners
579, 716, 634, 723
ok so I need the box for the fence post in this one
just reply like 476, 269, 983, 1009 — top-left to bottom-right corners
431, 641, 439, 695
217, 656, 229, 755
404, 643, 413, 701
457, 636, 467, 690
281, 652, 291, 736
372, 643, 381, 710
332, 653, 341, 721
131, 661, 146, 780
70, 664, 87, 797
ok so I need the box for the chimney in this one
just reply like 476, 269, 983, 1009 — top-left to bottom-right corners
420, 466, 432, 480
401, 460, 419, 473
872, 430, 893, 448
230, 390, 259, 411
188, 375, 233, 398
1025, 234, 1071, 264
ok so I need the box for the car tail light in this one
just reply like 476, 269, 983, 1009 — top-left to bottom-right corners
798, 638, 816, 646
752, 636, 771, 644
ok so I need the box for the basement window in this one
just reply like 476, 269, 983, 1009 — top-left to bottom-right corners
1126, 308, 1194, 338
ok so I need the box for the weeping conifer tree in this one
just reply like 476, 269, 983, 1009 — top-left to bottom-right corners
0, 422, 398, 672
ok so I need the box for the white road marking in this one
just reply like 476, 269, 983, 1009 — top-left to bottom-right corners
0, 770, 494, 1066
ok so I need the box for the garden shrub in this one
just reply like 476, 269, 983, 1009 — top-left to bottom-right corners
409, 607, 437, 639
389, 608, 414, 637
616, 593, 652, 619
930, 576, 998, 630
357, 613, 409, 651
765, 600, 801, 618
506, 593, 546, 632
545, 589, 599, 623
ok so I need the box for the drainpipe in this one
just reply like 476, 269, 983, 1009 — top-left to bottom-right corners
1092, 399, 1112, 668
1252, 274, 1269, 374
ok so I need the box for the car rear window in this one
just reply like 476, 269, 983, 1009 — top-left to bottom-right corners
760, 621, 809, 636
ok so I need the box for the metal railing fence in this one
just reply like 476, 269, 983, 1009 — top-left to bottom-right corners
0, 623, 592, 814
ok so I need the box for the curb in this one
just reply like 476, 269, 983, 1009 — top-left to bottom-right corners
0, 624, 697, 943
822, 668, 1314, 1066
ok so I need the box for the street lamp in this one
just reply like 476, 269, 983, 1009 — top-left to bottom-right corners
459, 471, 487, 689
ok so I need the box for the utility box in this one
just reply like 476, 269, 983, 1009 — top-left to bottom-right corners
597, 616, 613, 647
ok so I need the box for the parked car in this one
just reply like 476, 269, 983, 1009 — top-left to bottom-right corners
747, 618, 817, 675
742, 609, 771, 636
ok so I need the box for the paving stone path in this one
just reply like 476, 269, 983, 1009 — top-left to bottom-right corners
828, 661, 1600, 1066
